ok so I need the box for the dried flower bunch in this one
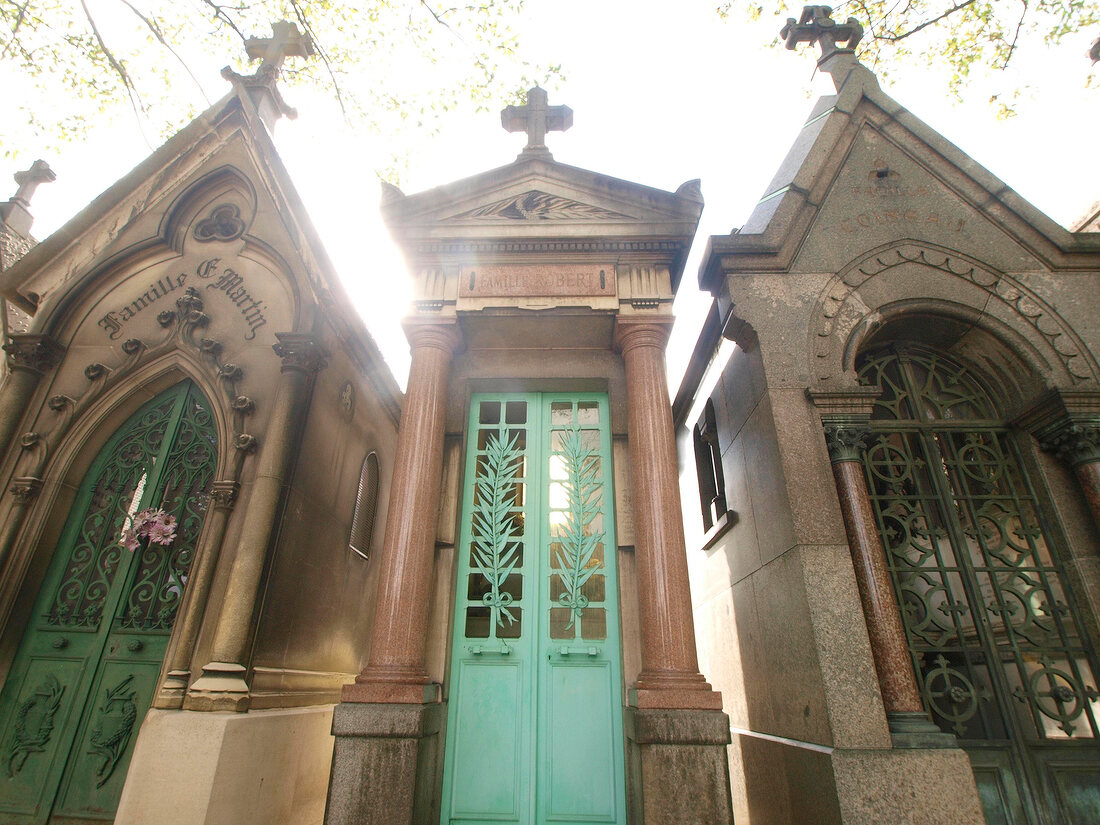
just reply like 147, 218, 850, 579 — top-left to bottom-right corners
120, 508, 177, 552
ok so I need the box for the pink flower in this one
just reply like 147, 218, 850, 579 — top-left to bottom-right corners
146, 514, 177, 546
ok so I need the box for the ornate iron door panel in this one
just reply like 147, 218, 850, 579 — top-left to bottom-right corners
0, 381, 216, 823
440, 394, 626, 825
859, 347, 1100, 825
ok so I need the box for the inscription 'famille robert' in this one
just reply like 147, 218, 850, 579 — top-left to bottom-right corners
98, 258, 269, 342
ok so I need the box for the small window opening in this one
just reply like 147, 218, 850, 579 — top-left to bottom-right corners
349, 452, 380, 560
693, 399, 727, 532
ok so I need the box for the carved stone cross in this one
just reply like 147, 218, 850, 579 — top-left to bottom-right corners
11, 160, 55, 207
240, 20, 315, 76
501, 87, 573, 155
780, 5, 864, 61
222, 21, 315, 124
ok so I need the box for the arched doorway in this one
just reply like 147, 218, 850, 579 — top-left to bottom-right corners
857, 344, 1100, 825
0, 379, 217, 824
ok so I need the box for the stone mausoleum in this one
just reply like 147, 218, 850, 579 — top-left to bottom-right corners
0, 8, 1096, 825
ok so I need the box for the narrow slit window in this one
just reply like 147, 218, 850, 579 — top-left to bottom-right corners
349, 452, 380, 560
693, 398, 727, 531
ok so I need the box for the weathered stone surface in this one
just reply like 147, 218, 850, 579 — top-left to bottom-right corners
324, 703, 444, 825
625, 708, 734, 825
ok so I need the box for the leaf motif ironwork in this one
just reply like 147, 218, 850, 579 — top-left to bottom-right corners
469, 430, 524, 631
86, 674, 137, 787
7, 674, 64, 776
552, 426, 605, 630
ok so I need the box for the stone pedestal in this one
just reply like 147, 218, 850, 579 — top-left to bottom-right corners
625, 708, 734, 825
324, 703, 445, 825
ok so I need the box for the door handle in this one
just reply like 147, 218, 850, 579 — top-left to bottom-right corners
465, 641, 512, 656
554, 645, 599, 657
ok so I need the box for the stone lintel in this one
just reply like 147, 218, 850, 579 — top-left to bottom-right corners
807, 384, 881, 423
1012, 388, 1100, 437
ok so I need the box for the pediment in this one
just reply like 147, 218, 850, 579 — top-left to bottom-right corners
382, 155, 703, 244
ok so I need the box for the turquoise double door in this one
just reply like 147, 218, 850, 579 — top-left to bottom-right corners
441, 394, 627, 825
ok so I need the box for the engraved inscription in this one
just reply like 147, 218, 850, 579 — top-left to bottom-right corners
459, 265, 615, 299
838, 208, 965, 234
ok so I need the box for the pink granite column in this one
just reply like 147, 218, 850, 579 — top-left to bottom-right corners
345, 318, 461, 704
824, 425, 926, 716
1041, 421, 1100, 535
614, 317, 721, 710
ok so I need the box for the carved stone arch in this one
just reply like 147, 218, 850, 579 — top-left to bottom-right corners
0, 362, 225, 676
842, 298, 1053, 416
160, 165, 258, 253
810, 240, 1100, 390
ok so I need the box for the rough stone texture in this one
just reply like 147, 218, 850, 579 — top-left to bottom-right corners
625, 708, 734, 825
831, 748, 985, 825
325, 702, 444, 825
116, 706, 335, 825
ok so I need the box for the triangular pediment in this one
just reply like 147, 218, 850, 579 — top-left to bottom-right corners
700, 65, 1100, 287
382, 154, 703, 242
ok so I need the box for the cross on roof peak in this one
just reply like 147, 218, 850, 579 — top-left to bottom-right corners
501, 87, 573, 158
11, 160, 55, 207
780, 5, 864, 62
221, 21, 316, 125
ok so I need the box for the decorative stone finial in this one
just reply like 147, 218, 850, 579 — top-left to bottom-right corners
501, 87, 573, 158
11, 160, 55, 207
0, 160, 55, 237
780, 6, 864, 62
221, 21, 316, 126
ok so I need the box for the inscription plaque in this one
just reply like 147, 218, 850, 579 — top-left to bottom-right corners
459, 265, 615, 299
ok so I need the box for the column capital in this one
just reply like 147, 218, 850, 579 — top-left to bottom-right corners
1013, 389, 1100, 469
401, 317, 463, 355
3, 334, 64, 375
9, 476, 42, 504
822, 423, 872, 464
209, 480, 240, 511
272, 333, 327, 374
613, 316, 673, 356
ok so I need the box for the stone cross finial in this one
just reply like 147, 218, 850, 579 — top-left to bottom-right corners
780, 5, 864, 61
11, 160, 55, 207
501, 87, 573, 156
243, 19, 315, 73
221, 21, 315, 124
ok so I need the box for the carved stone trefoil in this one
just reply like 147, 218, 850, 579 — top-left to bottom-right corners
194, 204, 246, 243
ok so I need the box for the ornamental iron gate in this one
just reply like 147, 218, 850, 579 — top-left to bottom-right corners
440, 393, 626, 825
0, 380, 217, 823
857, 346, 1100, 825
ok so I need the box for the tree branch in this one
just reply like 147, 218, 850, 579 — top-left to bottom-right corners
287, 0, 348, 119
877, 0, 977, 42
78, 0, 146, 123
1001, 0, 1029, 69
117, 0, 210, 104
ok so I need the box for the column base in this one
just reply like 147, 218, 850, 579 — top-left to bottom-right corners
184, 662, 251, 712
887, 710, 958, 749
323, 701, 445, 825
625, 707, 734, 825
152, 669, 190, 709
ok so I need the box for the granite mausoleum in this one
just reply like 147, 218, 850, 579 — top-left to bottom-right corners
0, 8, 1097, 825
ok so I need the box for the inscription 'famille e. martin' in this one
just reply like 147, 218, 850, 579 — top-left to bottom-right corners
99, 258, 269, 341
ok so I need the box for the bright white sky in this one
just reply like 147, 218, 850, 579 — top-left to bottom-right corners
9, 0, 1100, 389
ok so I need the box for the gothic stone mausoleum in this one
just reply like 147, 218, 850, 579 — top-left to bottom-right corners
0, 9, 1098, 825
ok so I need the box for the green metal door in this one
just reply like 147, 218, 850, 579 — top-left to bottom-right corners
0, 380, 217, 823
441, 393, 627, 825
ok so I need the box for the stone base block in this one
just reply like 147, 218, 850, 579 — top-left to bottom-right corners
625, 707, 735, 825
115, 705, 335, 825
832, 746, 985, 825
324, 701, 445, 825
